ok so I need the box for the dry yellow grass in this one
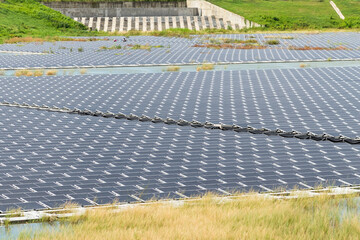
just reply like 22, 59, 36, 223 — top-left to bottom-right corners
20, 193, 360, 240
14, 69, 44, 77
46, 70, 58, 76
34, 70, 44, 77
14, 69, 32, 77
80, 69, 87, 75
165, 66, 180, 72
196, 63, 214, 71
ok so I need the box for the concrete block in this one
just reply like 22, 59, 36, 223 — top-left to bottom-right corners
164, 17, 170, 30
127, 17, 132, 31
201, 16, 206, 29
206, 16, 215, 29
111, 17, 117, 32
135, 17, 140, 30
194, 16, 200, 31
74, 17, 79, 22
88, 17, 94, 29
157, 17, 162, 31
104, 17, 109, 31
150, 17, 155, 31
231, 22, 236, 30
186, 16, 192, 30
215, 17, 221, 29
245, 19, 250, 28
172, 16, 177, 28
81, 17, 86, 25
179, 16, 185, 28
119, 17, 125, 32
186, 0, 259, 29
96, 17, 101, 31
224, 20, 230, 30
142, 17, 147, 31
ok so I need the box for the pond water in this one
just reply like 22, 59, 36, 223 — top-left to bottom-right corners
0, 222, 60, 240
0, 60, 359, 77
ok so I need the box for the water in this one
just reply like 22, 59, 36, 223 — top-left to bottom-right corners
0, 60, 359, 77
0, 222, 60, 240
0, 51, 46, 56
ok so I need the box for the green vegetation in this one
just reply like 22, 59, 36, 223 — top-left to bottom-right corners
0, 0, 104, 44
99, 44, 122, 50
128, 44, 164, 50
41, 0, 184, 2
19, 193, 360, 239
265, 39, 280, 45
208, 0, 360, 29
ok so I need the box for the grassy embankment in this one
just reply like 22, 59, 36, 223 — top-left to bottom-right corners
1, 0, 359, 44
41, 0, 182, 2
0, 0, 111, 44
17, 193, 360, 239
209, 0, 360, 29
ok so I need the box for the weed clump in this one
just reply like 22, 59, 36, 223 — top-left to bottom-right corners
46, 70, 58, 76
165, 66, 180, 72
99, 45, 122, 50
127, 44, 164, 51
197, 63, 214, 71
265, 39, 280, 45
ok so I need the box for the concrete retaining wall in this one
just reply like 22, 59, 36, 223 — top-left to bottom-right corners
42, 1, 187, 8
54, 7, 198, 17
186, 0, 260, 28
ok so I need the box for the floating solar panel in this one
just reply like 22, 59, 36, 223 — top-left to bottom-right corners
0, 67, 359, 137
0, 106, 360, 212
0, 33, 359, 69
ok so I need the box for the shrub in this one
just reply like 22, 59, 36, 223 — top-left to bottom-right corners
265, 39, 280, 45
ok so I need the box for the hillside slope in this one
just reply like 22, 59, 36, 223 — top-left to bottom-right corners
0, 0, 90, 43
208, 0, 360, 29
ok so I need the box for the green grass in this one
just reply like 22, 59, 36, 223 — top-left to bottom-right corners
41, 0, 183, 2
208, 0, 360, 29
19, 193, 360, 240
0, 0, 104, 44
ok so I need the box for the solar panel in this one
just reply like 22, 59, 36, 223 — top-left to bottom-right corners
0, 67, 358, 137
0, 106, 359, 212
0, 33, 359, 69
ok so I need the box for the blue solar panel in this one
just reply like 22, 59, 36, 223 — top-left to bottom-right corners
0, 105, 359, 212
0, 33, 360, 212
0, 66, 359, 137
0, 32, 359, 68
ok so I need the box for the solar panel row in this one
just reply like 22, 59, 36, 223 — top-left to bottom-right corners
0, 106, 359, 212
1, 67, 359, 137
0, 32, 359, 68
1, 102, 359, 144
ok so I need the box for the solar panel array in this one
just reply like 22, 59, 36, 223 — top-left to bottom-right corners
0, 33, 359, 212
0, 106, 360, 212
0, 32, 359, 69
1, 67, 359, 137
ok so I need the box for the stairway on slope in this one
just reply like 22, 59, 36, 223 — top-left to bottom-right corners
74, 16, 257, 32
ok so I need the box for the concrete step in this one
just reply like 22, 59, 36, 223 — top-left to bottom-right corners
74, 16, 256, 32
